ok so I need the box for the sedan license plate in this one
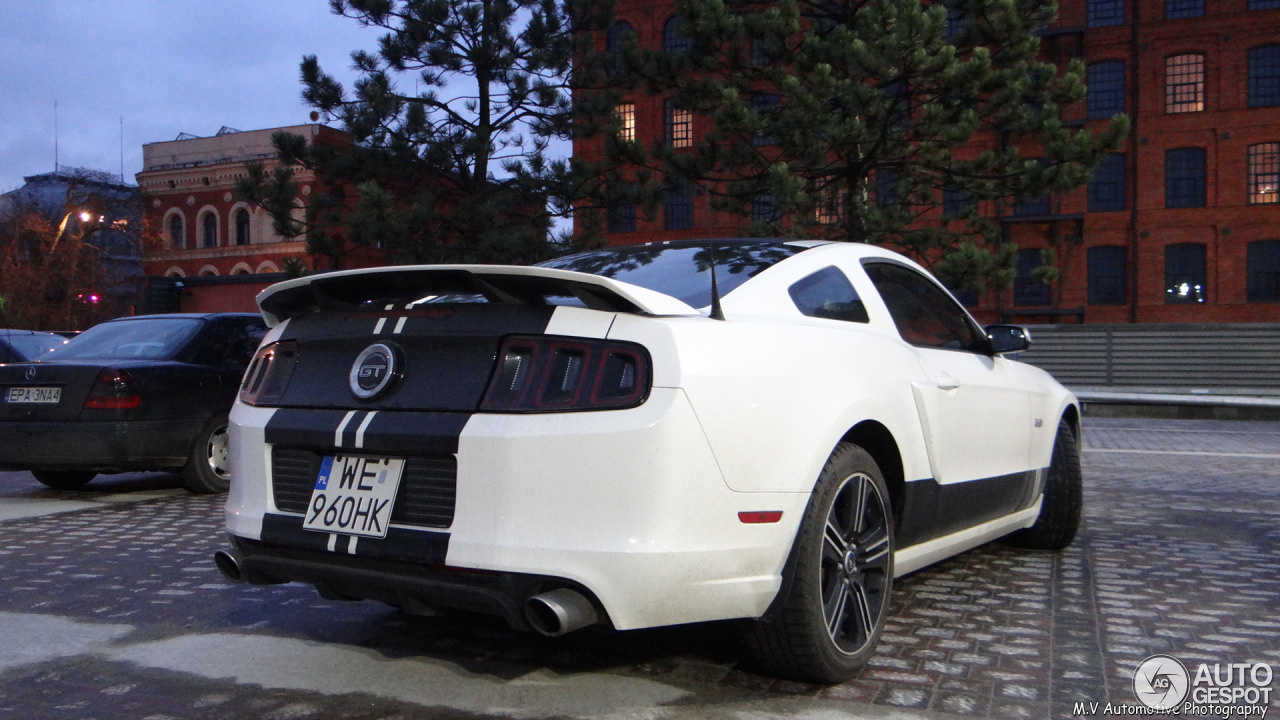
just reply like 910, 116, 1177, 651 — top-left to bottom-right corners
303, 455, 404, 539
5, 386, 61, 404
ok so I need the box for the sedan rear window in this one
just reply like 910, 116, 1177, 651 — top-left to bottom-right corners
45, 318, 204, 361
541, 240, 807, 308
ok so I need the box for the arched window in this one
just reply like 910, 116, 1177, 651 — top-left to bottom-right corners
168, 214, 186, 249
202, 213, 218, 248
234, 208, 251, 245
606, 21, 635, 74
664, 16, 690, 54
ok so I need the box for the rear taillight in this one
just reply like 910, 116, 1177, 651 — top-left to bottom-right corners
84, 369, 142, 410
239, 341, 297, 407
480, 335, 651, 412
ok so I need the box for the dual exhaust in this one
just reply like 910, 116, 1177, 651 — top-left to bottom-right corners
214, 549, 597, 637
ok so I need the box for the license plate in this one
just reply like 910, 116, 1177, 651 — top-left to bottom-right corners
5, 386, 61, 404
302, 455, 404, 539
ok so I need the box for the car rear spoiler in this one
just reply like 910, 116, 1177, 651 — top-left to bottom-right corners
256, 265, 702, 326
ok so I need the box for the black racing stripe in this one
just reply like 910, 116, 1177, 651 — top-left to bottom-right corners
269, 304, 558, 412
897, 468, 1045, 549
260, 513, 449, 565
264, 408, 469, 455
264, 409, 359, 449
357, 412, 469, 455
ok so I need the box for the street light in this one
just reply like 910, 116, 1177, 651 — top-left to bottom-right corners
51, 209, 103, 253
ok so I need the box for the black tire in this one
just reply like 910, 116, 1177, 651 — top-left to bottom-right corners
747, 443, 895, 683
31, 470, 96, 490
182, 413, 231, 494
1004, 420, 1082, 550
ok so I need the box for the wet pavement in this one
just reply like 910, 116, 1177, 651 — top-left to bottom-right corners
0, 417, 1277, 719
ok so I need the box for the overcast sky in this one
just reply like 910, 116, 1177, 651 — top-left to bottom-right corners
0, 0, 386, 193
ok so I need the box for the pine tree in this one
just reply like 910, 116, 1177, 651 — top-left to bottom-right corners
597, 0, 1128, 293
238, 0, 613, 267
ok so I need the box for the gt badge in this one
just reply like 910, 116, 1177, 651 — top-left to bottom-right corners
349, 343, 400, 399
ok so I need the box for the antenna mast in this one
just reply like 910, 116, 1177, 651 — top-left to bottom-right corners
704, 190, 725, 321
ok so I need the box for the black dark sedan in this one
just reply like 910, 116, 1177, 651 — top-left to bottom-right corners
0, 329, 68, 363
0, 313, 266, 493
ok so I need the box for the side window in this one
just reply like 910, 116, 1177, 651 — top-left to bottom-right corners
789, 266, 869, 323
863, 262, 986, 352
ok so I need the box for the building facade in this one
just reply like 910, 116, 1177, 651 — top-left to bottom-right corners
136, 124, 359, 313
575, 0, 1280, 324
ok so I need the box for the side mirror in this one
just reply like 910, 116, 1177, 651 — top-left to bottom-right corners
986, 324, 1031, 355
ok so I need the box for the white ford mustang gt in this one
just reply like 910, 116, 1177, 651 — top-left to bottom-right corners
217, 238, 1082, 683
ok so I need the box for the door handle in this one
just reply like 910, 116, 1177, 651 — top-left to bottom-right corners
935, 376, 961, 391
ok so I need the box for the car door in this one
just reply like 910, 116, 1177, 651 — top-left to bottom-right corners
862, 261, 1037, 536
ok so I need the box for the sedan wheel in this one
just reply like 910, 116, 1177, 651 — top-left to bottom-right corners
31, 470, 96, 490
182, 414, 231, 494
747, 443, 894, 683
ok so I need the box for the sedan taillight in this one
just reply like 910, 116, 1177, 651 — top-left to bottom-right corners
84, 369, 142, 410
480, 335, 651, 412
239, 341, 297, 407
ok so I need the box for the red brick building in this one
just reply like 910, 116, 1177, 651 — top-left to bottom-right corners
575, 0, 1280, 324
136, 124, 377, 313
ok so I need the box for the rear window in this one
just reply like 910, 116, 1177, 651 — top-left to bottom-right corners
45, 318, 204, 361
541, 241, 806, 308
3, 332, 67, 359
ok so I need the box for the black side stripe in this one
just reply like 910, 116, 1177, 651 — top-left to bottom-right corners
896, 467, 1047, 549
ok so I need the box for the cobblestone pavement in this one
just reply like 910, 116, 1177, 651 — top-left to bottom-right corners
0, 418, 1277, 720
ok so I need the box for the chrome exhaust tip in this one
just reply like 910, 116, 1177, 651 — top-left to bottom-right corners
524, 588, 598, 637
213, 549, 244, 582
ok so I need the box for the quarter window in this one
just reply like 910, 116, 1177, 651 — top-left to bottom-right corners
1165, 243, 1207, 304
1247, 239, 1280, 302
789, 266, 869, 323
1249, 45, 1280, 108
1248, 143, 1280, 204
864, 262, 986, 352
1088, 246, 1127, 305
1165, 147, 1206, 208
1087, 61, 1126, 119
1165, 54, 1205, 113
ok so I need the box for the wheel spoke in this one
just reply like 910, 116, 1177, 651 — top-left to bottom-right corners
848, 475, 869, 534
824, 516, 849, 561
850, 582, 876, 643
859, 529, 891, 571
825, 581, 851, 642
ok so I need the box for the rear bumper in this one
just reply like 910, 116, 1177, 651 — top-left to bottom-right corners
0, 418, 201, 472
224, 389, 810, 631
